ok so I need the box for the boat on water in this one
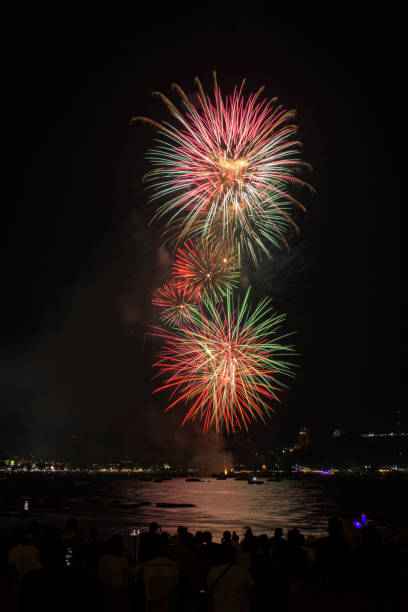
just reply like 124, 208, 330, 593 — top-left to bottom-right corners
267, 478, 282, 482
185, 477, 202, 482
153, 478, 164, 482
248, 476, 264, 485
216, 475, 227, 480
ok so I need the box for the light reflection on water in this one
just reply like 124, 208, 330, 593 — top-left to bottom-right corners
94, 476, 405, 539
4, 476, 403, 540
121, 479, 330, 537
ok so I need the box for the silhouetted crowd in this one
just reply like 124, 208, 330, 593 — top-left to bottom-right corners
1, 516, 408, 611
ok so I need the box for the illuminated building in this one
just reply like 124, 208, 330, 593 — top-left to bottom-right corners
297, 427, 311, 449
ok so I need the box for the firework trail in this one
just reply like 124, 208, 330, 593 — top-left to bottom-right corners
152, 289, 295, 434
132, 72, 313, 264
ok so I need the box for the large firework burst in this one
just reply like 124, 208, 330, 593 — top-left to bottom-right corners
152, 279, 198, 327
132, 72, 313, 264
152, 289, 295, 434
173, 240, 240, 300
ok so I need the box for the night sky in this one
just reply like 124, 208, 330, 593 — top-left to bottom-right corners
0, 5, 403, 461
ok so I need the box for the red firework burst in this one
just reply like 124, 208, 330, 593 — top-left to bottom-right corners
152, 290, 294, 434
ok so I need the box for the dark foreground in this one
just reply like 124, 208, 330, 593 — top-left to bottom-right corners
1, 513, 408, 612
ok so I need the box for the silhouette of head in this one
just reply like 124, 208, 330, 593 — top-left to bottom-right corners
222, 530, 231, 543
107, 535, 123, 555
288, 528, 304, 547
328, 517, 343, 538
177, 526, 187, 536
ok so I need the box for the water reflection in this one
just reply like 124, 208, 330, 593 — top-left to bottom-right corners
5, 476, 400, 540
100, 477, 400, 539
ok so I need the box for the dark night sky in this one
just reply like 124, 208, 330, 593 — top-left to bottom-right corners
0, 4, 403, 460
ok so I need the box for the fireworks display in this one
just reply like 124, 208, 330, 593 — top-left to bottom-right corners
136, 74, 311, 434
132, 73, 313, 264
173, 240, 240, 300
152, 290, 294, 434
152, 279, 198, 327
